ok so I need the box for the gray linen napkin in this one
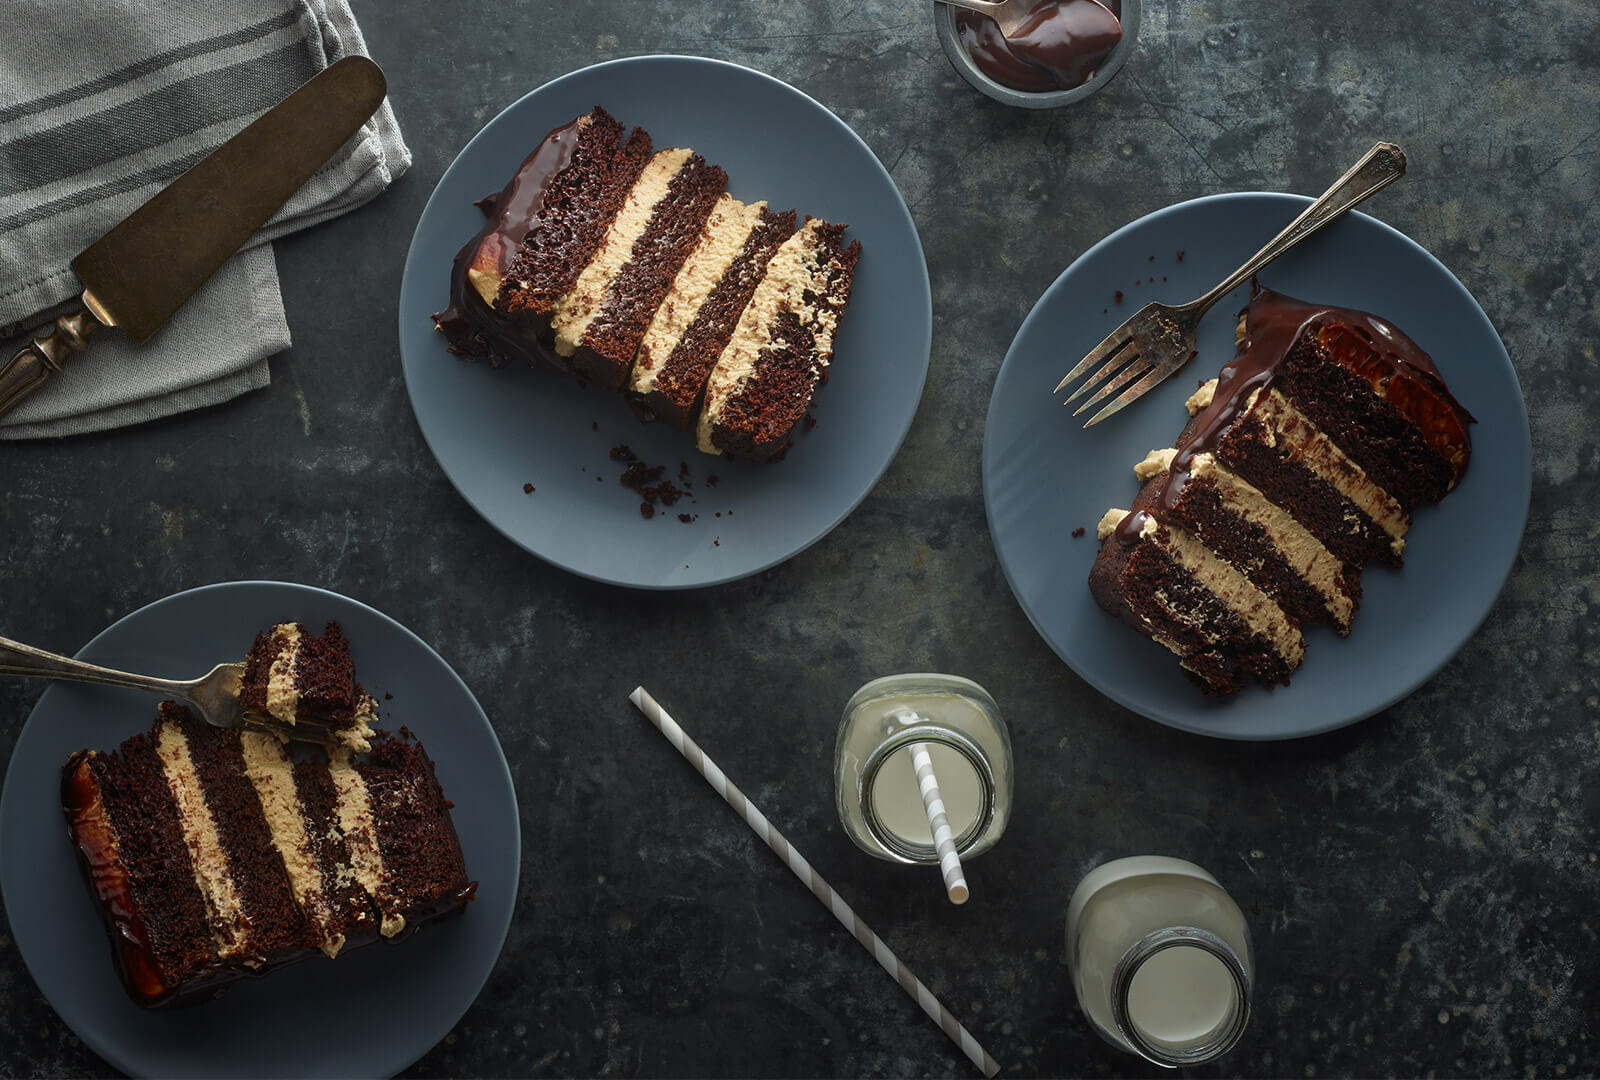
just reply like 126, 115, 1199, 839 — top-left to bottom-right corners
0, 0, 409, 439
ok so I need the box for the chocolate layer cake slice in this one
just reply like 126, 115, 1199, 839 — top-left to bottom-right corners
696, 218, 861, 461
63, 704, 474, 1007
629, 196, 796, 428
1090, 284, 1474, 695
239, 621, 376, 752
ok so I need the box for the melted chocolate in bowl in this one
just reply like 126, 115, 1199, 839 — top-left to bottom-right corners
955, 0, 1123, 93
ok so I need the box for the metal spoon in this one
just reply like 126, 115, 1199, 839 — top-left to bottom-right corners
936, 0, 1036, 37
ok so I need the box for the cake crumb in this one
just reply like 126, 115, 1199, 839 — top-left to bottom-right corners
1071, 527, 1085, 538
803, 413, 817, 432
707, 474, 720, 487
1114, 290, 1124, 303
679, 461, 691, 481
713, 538, 720, 546
1147, 254, 1155, 262
640, 503, 655, 519
610, 445, 637, 462
591, 421, 599, 431
384, 691, 393, 700
522, 483, 534, 493
1177, 250, 1185, 262
678, 513, 695, 523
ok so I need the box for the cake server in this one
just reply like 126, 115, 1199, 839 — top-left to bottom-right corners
0, 55, 388, 419
1054, 141, 1406, 426
0, 634, 339, 747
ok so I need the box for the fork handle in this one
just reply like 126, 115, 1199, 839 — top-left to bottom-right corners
0, 634, 189, 696
1194, 142, 1407, 314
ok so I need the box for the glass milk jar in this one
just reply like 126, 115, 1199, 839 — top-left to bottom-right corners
1066, 856, 1253, 1067
834, 674, 1012, 864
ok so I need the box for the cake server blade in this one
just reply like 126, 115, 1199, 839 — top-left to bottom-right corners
0, 56, 387, 417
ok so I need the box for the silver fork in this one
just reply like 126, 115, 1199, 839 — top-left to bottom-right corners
0, 634, 338, 746
934, 0, 1034, 36
1055, 141, 1407, 426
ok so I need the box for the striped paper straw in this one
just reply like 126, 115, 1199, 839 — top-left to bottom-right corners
630, 687, 1001, 1078
909, 742, 970, 905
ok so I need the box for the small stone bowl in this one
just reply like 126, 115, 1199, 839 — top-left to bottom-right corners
934, 0, 1141, 110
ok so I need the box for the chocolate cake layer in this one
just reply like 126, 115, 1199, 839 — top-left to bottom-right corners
632, 201, 796, 429
556, 152, 728, 389
357, 733, 474, 936
697, 219, 861, 461
500, 117, 653, 318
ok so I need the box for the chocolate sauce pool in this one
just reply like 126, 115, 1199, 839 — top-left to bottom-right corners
955, 0, 1123, 93
431, 116, 581, 369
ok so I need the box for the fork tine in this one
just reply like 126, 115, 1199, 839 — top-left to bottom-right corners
1062, 340, 1143, 406
1053, 325, 1134, 394
1083, 354, 1189, 427
241, 714, 342, 748
1072, 353, 1156, 415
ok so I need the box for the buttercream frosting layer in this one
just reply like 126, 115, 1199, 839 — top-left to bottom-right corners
155, 718, 250, 957
263, 622, 302, 726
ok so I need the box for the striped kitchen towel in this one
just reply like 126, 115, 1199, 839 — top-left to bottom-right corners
0, 0, 409, 439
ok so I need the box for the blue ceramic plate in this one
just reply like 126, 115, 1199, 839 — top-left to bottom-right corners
0, 582, 518, 1078
398, 56, 931, 589
983, 193, 1531, 740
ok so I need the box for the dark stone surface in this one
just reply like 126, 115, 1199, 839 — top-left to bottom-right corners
2, 0, 1597, 1076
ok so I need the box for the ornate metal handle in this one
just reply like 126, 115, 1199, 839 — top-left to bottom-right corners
0, 302, 101, 419
0, 634, 186, 695
1196, 142, 1407, 313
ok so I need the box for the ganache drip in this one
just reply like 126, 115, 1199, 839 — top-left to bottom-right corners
1116, 282, 1475, 546
430, 116, 582, 370
62, 753, 170, 1003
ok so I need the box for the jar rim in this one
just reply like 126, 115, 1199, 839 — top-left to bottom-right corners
1109, 926, 1252, 1068
859, 727, 996, 863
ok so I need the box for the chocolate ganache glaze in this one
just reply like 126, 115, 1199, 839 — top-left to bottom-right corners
1116, 283, 1476, 546
955, 0, 1123, 93
431, 116, 581, 370
61, 753, 170, 1005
